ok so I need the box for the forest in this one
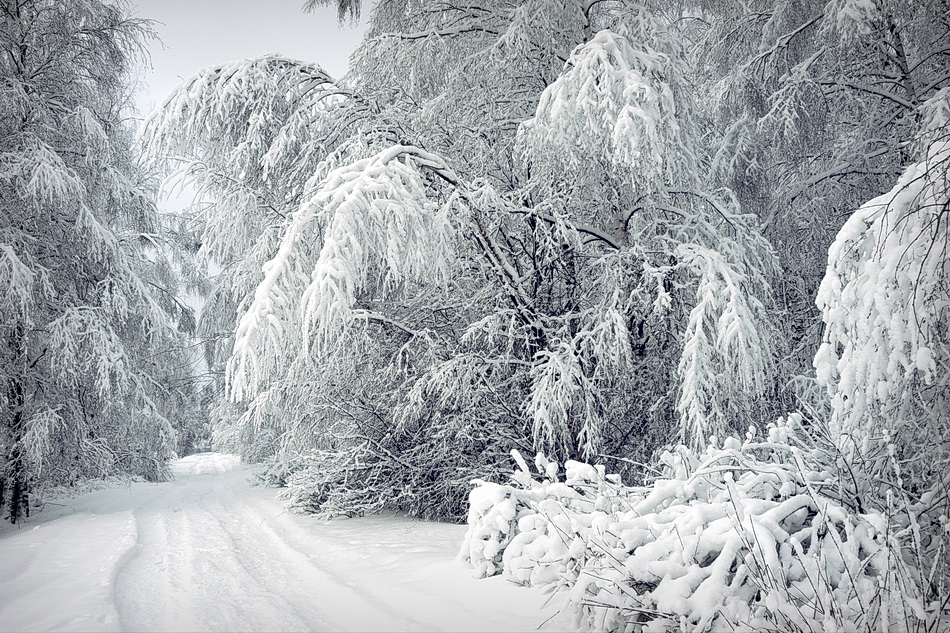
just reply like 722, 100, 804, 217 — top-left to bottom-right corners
0, 0, 948, 630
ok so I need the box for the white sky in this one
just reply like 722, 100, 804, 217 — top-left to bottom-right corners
130, 0, 367, 118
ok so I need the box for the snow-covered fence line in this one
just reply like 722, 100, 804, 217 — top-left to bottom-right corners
460, 419, 949, 632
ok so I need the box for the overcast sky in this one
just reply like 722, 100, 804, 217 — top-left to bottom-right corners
130, 0, 367, 117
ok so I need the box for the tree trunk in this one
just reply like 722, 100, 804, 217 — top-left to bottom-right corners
5, 374, 28, 523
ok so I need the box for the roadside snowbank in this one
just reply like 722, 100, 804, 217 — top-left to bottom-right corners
0, 512, 136, 632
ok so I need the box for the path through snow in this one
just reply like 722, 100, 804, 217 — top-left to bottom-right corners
0, 453, 568, 632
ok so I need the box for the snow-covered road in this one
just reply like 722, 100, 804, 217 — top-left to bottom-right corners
0, 454, 567, 632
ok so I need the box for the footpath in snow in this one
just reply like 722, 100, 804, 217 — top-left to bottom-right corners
0, 453, 568, 632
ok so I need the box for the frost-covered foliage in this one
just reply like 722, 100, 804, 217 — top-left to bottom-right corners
143, 53, 358, 458
349, 0, 592, 183
142, 0, 948, 530
273, 411, 525, 521
461, 422, 950, 632
0, 0, 199, 522
517, 26, 778, 450
814, 88, 950, 492
227, 144, 456, 401
697, 0, 950, 382
143, 0, 782, 520
518, 26, 695, 190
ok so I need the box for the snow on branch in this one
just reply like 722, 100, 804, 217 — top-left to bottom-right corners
815, 88, 950, 450
141, 54, 352, 206
143, 54, 334, 154
0, 243, 35, 318
528, 341, 585, 459
676, 244, 774, 449
518, 28, 695, 191
228, 145, 455, 401
524, 279, 637, 460
0, 140, 86, 208
48, 307, 133, 400
18, 408, 63, 478
300, 145, 455, 345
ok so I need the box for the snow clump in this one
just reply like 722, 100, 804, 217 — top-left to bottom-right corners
460, 420, 947, 632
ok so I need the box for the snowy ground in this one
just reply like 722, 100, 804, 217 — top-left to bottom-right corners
0, 453, 569, 632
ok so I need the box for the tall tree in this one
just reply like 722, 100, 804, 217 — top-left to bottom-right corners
0, 0, 197, 522
697, 0, 950, 385
142, 54, 347, 462
146, 0, 779, 519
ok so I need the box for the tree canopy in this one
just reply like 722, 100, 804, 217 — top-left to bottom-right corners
1, 0, 945, 627
141, 0, 948, 526
0, 0, 199, 522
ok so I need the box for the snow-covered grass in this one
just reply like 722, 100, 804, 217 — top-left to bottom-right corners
0, 453, 569, 632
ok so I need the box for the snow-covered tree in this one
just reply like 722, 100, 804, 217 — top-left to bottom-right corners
145, 0, 781, 519
516, 25, 778, 453
697, 0, 950, 386
815, 88, 950, 495
143, 52, 371, 463
305, 0, 361, 24
0, 0, 197, 522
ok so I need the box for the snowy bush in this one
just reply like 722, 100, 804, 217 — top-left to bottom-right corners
814, 88, 950, 495
461, 422, 950, 632
276, 412, 524, 522
460, 450, 630, 582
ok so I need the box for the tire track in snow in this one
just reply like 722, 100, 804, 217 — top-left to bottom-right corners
208, 486, 425, 631
1, 453, 567, 632
0, 511, 137, 632
113, 455, 404, 632
115, 478, 201, 632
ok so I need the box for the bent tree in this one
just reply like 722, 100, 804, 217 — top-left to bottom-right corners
145, 1, 778, 519
815, 88, 950, 499
0, 0, 197, 522
144, 0, 950, 628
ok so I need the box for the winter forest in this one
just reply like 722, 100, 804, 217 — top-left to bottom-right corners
1, 0, 949, 630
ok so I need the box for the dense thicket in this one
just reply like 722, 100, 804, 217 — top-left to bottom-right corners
0, 0, 199, 522
144, 0, 948, 537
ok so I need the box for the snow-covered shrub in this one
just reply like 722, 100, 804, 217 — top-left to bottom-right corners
277, 413, 522, 522
459, 451, 631, 581
459, 481, 526, 579
461, 422, 950, 632
814, 88, 950, 497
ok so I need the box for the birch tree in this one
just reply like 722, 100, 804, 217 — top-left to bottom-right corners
0, 0, 197, 522
146, 0, 781, 519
